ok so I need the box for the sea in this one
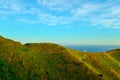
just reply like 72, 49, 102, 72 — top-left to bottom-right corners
66, 45, 120, 52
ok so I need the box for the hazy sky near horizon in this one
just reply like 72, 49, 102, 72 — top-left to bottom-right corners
0, 0, 120, 45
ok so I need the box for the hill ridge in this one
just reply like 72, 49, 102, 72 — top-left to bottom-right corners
0, 35, 120, 80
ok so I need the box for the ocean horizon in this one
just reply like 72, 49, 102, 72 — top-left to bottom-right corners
66, 45, 120, 52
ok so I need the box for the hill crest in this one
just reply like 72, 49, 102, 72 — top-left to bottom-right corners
0, 35, 120, 80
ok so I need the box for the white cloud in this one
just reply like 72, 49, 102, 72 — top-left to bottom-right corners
0, 0, 26, 14
37, 0, 79, 11
18, 13, 71, 26
18, 18, 38, 24
0, 0, 120, 29
0, 0, 72, 26
71, 0, 120, 29
90, 3, 120, 29
71, 3, 99, 18
36, 13, 71, 25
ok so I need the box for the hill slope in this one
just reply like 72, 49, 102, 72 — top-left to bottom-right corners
0, 36, 120, 80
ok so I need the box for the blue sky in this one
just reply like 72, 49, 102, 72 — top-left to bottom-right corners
0, 0, 120, 45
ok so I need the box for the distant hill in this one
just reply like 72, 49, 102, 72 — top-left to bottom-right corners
0, 35, 120, 80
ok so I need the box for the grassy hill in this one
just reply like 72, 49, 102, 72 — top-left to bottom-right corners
0, 35, 120, 80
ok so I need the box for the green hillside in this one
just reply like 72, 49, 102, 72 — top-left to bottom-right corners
0, 36, 120, 80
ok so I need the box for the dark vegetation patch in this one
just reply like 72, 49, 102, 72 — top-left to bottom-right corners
82, 58, 85, 61
98, 74, 103, 77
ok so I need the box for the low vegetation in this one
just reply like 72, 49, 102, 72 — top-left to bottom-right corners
0, 35, 120, 80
